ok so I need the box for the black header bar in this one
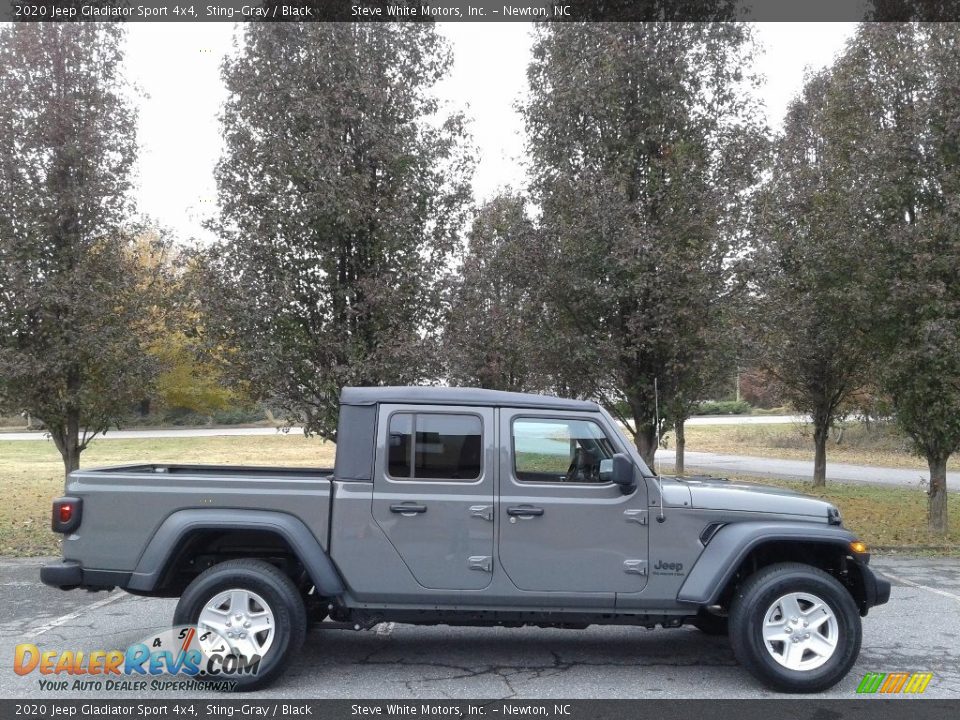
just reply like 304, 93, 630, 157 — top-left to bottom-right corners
0, 699, 958, 720
4, 0, 960, 22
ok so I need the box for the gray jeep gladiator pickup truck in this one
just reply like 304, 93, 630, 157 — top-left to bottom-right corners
42, 386, 889, 692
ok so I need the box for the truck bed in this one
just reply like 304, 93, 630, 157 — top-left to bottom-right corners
59, 463, 337, 578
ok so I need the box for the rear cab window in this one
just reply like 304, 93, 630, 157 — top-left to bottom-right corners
387, 412, 482, 481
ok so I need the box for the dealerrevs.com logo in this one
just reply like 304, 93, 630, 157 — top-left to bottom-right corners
856, 672, 934, 694
14, 626, 260, 692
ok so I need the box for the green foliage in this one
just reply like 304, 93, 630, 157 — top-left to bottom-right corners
523, 22, 766, 464
200, 25, 473, 440
752, 23, 960, 530
444, 194, 551, 392
837, 24, 960, 533
0, 25, 162, 477
747, 57, 884, 485
695, 400, 752, 416
150, 330, 238, 416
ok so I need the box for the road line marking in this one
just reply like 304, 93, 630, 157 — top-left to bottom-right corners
879, 570, 960, 604
24, 592, 127, 638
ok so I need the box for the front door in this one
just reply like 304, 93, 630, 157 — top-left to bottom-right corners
372, 404, 495, 590
498, 410, 649, 593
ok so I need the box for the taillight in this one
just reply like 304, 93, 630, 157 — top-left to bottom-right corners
51, 497, 81, 533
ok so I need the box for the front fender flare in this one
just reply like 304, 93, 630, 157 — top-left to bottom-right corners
677, 521, 856, 605
126, 509, 345, 596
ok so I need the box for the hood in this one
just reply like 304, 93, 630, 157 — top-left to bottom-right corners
677, 476, 838, 521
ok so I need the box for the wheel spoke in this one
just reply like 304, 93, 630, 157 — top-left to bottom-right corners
778, 594, 803, 621
806, 633, 837, 658
198, 608, 226, 632
230, 635, 260, 660
247, 614, 273, 634
763, 620, 789, 643
783, 639, 805, 668
807, 611, 833, 630
230, 590, 248, 613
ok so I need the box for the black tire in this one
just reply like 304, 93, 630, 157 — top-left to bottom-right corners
174, 559, 306, 691
692, 610, 729, 636
729, 562, 861, 693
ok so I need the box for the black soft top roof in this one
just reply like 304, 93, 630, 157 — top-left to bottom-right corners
340, 386, 599, 412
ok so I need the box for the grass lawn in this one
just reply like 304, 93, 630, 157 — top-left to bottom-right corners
1, 433, 954, 557
0, 434, 333, 557
668, 421, 939, 470
658, 467, 960, 551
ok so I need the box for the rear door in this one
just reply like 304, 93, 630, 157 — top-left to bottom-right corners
372, 404, 495, 590
497, 409, 649, 593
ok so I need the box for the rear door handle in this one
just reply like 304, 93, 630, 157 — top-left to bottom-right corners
506, 506, 544, 517
390, 504, 427, 514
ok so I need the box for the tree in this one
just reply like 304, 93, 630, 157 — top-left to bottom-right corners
138, 236, 243, 419
444, 194, 548, 392
202, 25, 473, 440
884, 24, 960, 535
747, 67, 878, 487
523, 22, 765, 466
0, 24, 161, 480
837, 23, 960, 533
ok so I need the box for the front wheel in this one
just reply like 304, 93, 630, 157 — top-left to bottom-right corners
174, 559, 306, 691
729, 562, 861, 693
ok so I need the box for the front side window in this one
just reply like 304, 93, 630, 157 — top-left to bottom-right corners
387, 412, 482, 481
513, 418, 616, 483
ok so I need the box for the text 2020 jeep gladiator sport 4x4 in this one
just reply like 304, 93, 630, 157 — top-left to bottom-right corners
41, 387, 890, 692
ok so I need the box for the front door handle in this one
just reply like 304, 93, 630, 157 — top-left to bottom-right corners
506, 506, 544, 517
390, 503, 427, 515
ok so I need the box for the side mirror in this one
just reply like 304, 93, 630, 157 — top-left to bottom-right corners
609, 453, 636, 494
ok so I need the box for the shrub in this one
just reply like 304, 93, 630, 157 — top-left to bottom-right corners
695, 400, 752, 416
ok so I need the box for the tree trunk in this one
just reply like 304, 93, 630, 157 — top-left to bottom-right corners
675, 419, 686, 476
927, 455, 948, 536
50, 411, 82, 483
812, 420, 828, 487
634, 425, 658, 469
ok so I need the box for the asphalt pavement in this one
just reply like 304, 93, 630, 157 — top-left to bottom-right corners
1, 555, 958, 700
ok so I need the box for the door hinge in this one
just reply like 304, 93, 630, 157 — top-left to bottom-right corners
623, 559, 648, 576
468, 555, 492, 572
470, 505, 493, 521
624, 509, 648, 526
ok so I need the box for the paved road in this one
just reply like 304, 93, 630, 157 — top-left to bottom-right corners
1, 555, 957, 699
4, 419, 954, 491
657, 450, 960, 491
0, 416, 809, 441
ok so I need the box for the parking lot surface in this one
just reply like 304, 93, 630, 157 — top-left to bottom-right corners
1, 555, 957, 699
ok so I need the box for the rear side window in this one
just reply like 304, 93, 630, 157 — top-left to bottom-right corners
387, 412, 482, 481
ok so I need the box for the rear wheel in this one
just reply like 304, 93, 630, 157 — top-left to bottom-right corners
729, 562, 861, 693
174, 559, 306, 691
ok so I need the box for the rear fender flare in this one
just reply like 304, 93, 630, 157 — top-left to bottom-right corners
127, 509, 345, 596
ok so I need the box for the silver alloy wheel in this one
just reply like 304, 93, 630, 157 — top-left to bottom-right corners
197, 588, 276, 661
761, 591, 839, 671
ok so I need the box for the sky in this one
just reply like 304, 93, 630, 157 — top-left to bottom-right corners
125, 22, 857, 244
